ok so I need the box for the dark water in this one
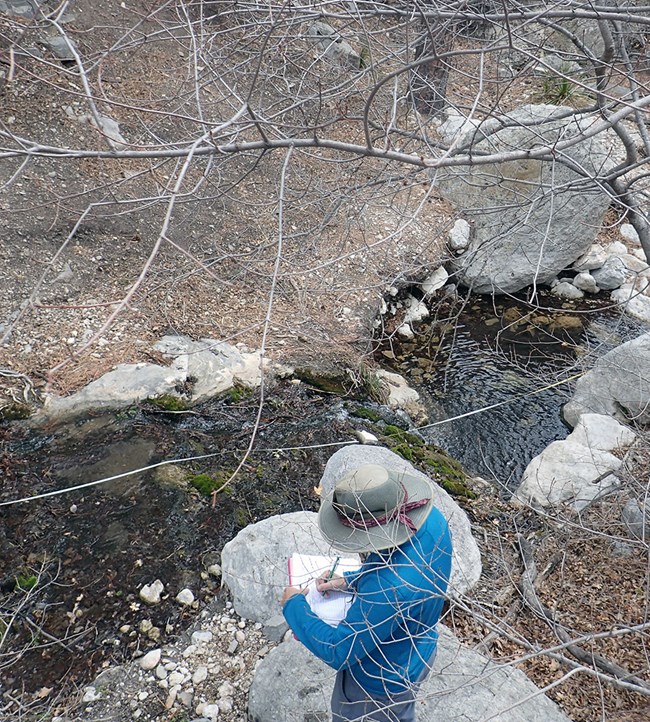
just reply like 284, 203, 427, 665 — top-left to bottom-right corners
379, 293, 648, 489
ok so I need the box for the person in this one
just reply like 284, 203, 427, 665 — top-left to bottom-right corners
282, 463, 452, 722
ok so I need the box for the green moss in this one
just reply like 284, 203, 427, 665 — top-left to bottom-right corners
146, 394, 189, 411
383, 428, 476, 500
223, 384, 252, 403
293, 368, 349, 395
0, 403, 31, 421
390, 443, 414, 461
234, 506, 250, 528
349, 406, 383, 422
15, 574, 38, 591
189, 470, 235, 497
384, 425, 424, 447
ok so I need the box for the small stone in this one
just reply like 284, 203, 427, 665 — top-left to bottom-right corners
550, 281, 584, 300
448, 218, 471, 251
572, 272, 599, 294
139, 579, 164, 605
82, 686, 100, 703
140, 648, 162, 670
176, 588, 195, 606
396, 323, 414, 339
207, 564, 221, 578
620, 223, 640, 245
218, 681, 235, 698
147, 626, 162, 641
178, 690, 194, 707
139, 619, 153, 634
169, 671, 185, 687
226, 639, 239, 655
155, 665, 168, 680
191, 630, 213, 645
606, 241, 628, 256
137, 691, 149, 701
202, 704, 220, 721
165, 686, 179, 709
257, 645, 270, 657
119, 624, 131, 634
235, 630, 245, 643
182, 644, 197, 658
192, 666, 208, 685
218, 698, 233, 714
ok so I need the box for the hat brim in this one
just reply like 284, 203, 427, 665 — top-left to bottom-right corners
317, 468, 435, 553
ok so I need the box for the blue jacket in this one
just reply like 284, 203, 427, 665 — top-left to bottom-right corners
283, 507, 452, 697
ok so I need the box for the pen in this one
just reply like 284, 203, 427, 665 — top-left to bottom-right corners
322, 556, 341, 597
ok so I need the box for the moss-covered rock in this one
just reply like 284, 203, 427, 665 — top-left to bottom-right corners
146, 394, 189, 412
0, 403, 32, 421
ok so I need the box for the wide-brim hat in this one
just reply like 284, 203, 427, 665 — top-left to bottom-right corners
318, 464, 434, 553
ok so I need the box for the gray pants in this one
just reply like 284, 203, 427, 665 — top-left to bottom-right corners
330, 655, 434, 722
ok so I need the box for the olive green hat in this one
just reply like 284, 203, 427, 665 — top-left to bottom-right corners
318, 464, 434, 553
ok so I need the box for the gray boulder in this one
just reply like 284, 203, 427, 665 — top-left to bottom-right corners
248, 627, 572, 722
514, 414, 636, 509
435, 105, 613, 294
320, 446, 481, 596
563, 333, 650, 427
38, 335, 261, 421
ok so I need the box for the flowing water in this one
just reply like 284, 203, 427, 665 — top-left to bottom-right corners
378, 291, 648, 489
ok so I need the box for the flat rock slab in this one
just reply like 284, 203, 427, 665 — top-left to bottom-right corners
248, 626, 572, 722
38, 335, 261, 421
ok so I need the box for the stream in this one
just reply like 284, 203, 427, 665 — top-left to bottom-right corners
379, 290, 647, 488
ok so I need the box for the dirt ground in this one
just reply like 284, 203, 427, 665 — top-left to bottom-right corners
2, 2, 650, 721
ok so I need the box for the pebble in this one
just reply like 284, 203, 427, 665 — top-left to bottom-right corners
139, 648, 161, 671
178, 690, 194, 707
235, 630, 246, 643
202, 704, 220, 721
191, 630, 213, 645
192, 666, 208, 685
139, 579, 164, 605
207, 564, 222, 577
227, 639, 239, 655
176, 588, 195, 606
165, 686, 179, 709
218, 681, 235, 698
168, 671, 185, 687
82, 686, 100, 703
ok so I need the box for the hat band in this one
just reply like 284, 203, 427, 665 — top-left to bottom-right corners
334, 483, 430, 535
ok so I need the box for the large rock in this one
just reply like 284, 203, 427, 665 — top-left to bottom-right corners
514, 414, 636, 509
38, 335, 261, 420
563, 333, 650, 427
320, 446, 481, 596
435, 105, 613, 294
221, 450, 481, 624
248, 627, 572, 722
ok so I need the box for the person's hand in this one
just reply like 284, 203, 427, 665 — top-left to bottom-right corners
315, 573, 347, 595
281, 585, 308, 605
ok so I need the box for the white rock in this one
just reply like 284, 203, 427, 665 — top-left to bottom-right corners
207, 564, 222, 577
551, 281, 584, 299
139, 580, 164, 605
202, 703, 220, 721
164, 686, 179, 709
191, 630, 213, 645
620, 253, 649, 273
632, 247, 647, 260
175, 588, 195, 606
396, 323, 414, 339
421, 266, 449, 296
620, 223, 640, 245
192, 665, 208, 685
218, 681, 235, 698
448, 218, 471, 251
140, 648, 162, 670
155, 664, 168, 680
573, 243, 607, 271
82, 686, 101, 703
403, 294, 429, 324
218, 697, 234, 714
168, 671, 185, 687
606, 241, 627, 256
611, 284, 650, 323
572, 272, 599, 294
235, 630, 246, 643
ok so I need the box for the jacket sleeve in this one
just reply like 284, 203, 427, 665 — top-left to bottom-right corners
282, 573, 401, 670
